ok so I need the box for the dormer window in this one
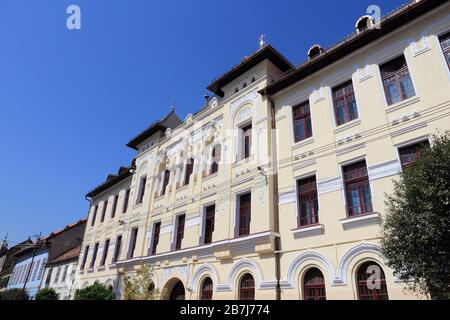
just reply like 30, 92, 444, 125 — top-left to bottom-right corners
235, 88, 239, 94
243, 82, 247, 88
251, 77, 256, 83
308, 45, 324, 60
356, 16, 374, 34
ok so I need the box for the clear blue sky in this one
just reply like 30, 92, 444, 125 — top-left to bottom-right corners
0, 0, 407, 243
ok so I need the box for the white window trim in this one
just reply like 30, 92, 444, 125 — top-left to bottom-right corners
395, 135, 431, 172
199, 201, 216, 245
293, 172, 319, 228
432, 33, 450, 82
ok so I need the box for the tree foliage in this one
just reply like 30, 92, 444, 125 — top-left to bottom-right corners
75, 282, 115, 300
381, 133, 450, 299
35, 288, 59, 300
0, 288, 29, 300
120, 264, 163, 300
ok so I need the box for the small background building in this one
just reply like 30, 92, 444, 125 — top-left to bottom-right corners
40, 219, 86, 300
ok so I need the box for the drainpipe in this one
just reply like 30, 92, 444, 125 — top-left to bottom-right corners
266, 91, 282, 301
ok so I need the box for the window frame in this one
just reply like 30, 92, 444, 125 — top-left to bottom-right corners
203, 204, 216, 245
150, 222, 161, 256
136, 176, 147, 205
174, 214, 186, 251
379, 55, 416, 106
303, 268, 327, 300
112, 235, 122, 264
91, 205, 98, 227
184, 158, 194, 186
296, 175, 319, 228
438, 31, 450, 70
292, 101, 313, 142
111, 195, 119, 218
342, 159, 373, 217
200, 277, 213, 300
123, 189, 130, 214
127, 228, 139, 259
332, 80, 359, 126
161, 170, 171, 196
237, 192, 251, 237
90, 243, 99, 269
100, 239, 110, 267
210, 144, 221, 175
356, 261, 389, 300
80, 245, 89, 270
100, 201, 108, 223
397, 138, 430, 171
239, 273, 255, 300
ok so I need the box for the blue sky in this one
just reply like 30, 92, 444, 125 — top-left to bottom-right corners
0, 0, 407, 243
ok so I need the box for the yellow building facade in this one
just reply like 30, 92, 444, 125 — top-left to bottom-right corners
76, 0, 450, 300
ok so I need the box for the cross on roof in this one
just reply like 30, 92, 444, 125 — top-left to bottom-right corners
259, 34, 266, 48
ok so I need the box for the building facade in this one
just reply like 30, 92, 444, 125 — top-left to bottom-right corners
40, 219, 86, 300
7, 244, 48, 299
76, 0, 450, 300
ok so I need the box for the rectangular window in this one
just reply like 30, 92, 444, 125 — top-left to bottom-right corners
210, 145, 221, 175
54, 267, 61, 283
238, 193, 251, 237
151, 222, 161, 255
343, 161, 373, 217
91, 206, 98, 227
37, 258, 46, 281
293, 101, 313, 142
242, 124, 252, 160
31, 260, 41, 281
111, 195, 119, 218
399, 140, 430, 170
61, 265, 69, 283
333, 80, 358, 126
184, 158, 194, 186
297, 176, 319, 227
439, 32, 450, 69
90, 243, 99, 269
127, 228, 138, 259
100, 239, 110, 266
161, 170, 170, 196
137, 176, 147, 204
44, 268, 52, 287
112, 235, 122, 263
81, 246, 89, 270
175, 214, 186, 251
100, 201, 107, 223
203, 205, 216, 244
380, 55, 416, 105
123, 189, 130, 213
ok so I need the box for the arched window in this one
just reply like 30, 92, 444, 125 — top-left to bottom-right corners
239, 273, 255, 300
357, 261, 389, 300
200, 277, 213, 300
303, 268, 326, 300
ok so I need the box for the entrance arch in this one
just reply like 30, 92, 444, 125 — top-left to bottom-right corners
164, 279, 186, 300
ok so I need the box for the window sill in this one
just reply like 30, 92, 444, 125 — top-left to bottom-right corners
133, 203, 144, 210
334, 119, 361, 134
86, 268, 94, 273
176, 184, 189, 192
292, 137, 315, 151
97, 266, 106, 272
339, 212, 381, 230
291, 224, 324, 238
386, 96, 420, 113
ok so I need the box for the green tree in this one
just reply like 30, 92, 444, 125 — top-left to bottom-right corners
75, 282, 115, 300
35, 288, 59, 300
0, 288, 29, 300
120, 264, 164, 300
381, 133, 450, 299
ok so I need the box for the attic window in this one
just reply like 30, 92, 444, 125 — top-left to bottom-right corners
356, 16, 374, 34
308, 45, 324, 60
251, 77, 256, 83
243, 82, 247, 88
235, 88, 239, 94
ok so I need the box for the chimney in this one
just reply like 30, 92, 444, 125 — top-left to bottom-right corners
204, 93, 210, 105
